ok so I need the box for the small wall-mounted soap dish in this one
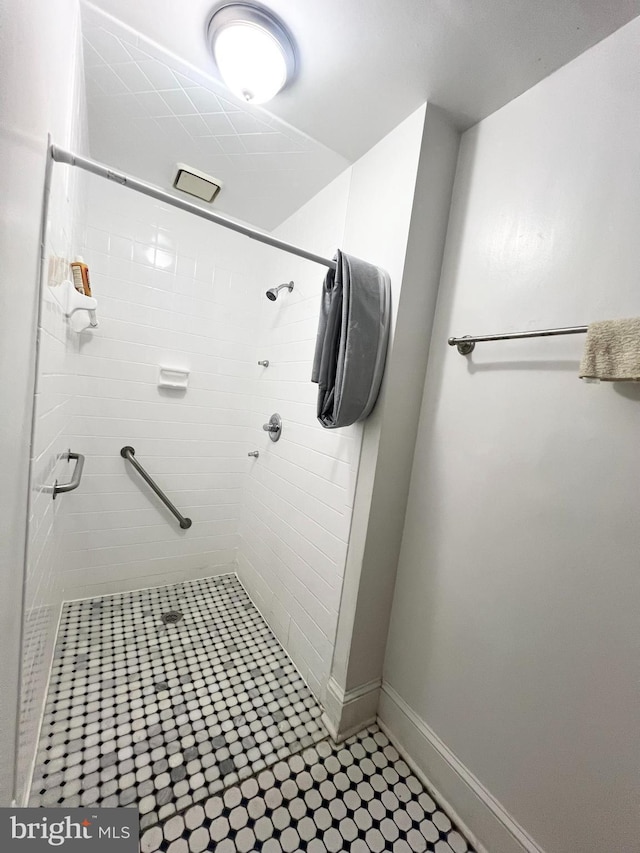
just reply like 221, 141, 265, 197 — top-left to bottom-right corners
48, 279, 98, 327
158, 366, 190, 390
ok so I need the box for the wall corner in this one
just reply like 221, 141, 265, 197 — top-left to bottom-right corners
327, 103, 461, 738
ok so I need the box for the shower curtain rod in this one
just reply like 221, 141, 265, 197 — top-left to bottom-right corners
50, 145, 337, 271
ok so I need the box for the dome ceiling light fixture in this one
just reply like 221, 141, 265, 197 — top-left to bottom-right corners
206, 3, 296, 105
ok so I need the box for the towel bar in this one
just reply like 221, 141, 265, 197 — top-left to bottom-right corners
448, 325, 588, 355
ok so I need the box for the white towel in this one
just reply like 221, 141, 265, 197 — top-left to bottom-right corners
579, 318, 640, 381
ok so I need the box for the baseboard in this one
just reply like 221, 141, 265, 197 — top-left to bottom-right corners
60, 563, 237, 602
378, 683, 546, 853
322, 676, 380, 742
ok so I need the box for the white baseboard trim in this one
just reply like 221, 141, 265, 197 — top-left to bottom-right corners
322, 677, 380, 742
61, 564, 237, 603
321, 711, 377, 744
378, 683, 546, 853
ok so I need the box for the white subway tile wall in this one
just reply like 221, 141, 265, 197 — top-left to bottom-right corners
18, 6, 89, 801
60, 177, 263, 600
237, 170, 363, 699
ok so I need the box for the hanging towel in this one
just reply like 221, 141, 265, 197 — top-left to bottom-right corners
579, 318, 640, 381
312, 250, 391, 429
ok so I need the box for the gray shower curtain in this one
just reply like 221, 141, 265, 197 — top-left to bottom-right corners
312, 250, 391, 429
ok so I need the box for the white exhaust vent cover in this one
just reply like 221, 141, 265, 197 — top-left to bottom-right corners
173, 164, 223, 202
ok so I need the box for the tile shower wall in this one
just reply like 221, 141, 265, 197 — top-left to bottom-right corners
17, 2, 89, 803
60, 167, 365, 704
52, 113, 423, 723
60, 177, 263, 599
237, 170, 362, 698
236, 108, 430, 702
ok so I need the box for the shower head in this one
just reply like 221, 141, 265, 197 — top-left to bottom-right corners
266, 281, 294, 301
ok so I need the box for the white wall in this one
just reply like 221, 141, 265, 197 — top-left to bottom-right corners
0, 0, 88, 805
382, 17, 640, 853
237, 169, 356, 699
60, 177, 263, 599
329, 104, 460, 722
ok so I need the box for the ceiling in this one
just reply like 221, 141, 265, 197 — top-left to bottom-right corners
81, 4, 349, 229
81, 0, 640, 228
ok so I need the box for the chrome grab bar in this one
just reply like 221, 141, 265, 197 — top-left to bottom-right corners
120, 446, 192, 529
44, 450, 85, 499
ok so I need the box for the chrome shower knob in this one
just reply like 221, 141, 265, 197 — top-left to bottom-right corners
262, 413, 282, 441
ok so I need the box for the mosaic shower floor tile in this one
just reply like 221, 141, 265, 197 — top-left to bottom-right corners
29, 574, 325, 830
140, 725, 477, 853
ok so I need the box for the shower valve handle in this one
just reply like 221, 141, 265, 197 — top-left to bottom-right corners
262, 413, 282, 442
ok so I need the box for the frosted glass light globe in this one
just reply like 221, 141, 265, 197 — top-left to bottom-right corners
214, 23, 287, 103
207, 5, 295, 105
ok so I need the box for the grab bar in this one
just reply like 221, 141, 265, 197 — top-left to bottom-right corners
44, 450, 85, 499
120, 446, 192, 529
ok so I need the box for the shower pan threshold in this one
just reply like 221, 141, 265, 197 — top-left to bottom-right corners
28, 573, 326, 831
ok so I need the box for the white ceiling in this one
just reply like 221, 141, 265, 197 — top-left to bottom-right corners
82, 0, 640, 228
81, 4, 349, 230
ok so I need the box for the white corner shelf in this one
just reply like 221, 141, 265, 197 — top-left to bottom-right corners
48, 279, 98, 326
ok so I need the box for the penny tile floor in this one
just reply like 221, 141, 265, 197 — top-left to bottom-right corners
140, 726, 476, 853
29, 574, 324, 830
29, 573, 476, 851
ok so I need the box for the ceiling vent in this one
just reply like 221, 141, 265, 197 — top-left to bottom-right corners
173, 163, 223, 202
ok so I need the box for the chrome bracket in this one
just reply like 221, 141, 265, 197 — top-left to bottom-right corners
449, 336, 476, 355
